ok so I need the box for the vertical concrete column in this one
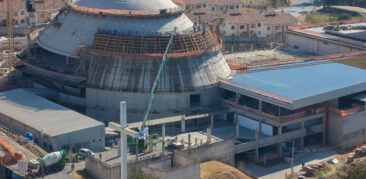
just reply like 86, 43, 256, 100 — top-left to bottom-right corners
181, 116, 185, 133
322, 116, 326, 144
236, 120, 239, 138
255, 130, 259, 161
236, 92, 240, 105
301, 121, 305, 149
188, 134, 191, 150
149, 136, 153, 153
207, 127, 212, 144
162, 124, 165, 140
120, 101, 128, 179
135, 139, 139, 160
259, 122, 262, 134
278, 126, 282, 154
210, 115, 214, 129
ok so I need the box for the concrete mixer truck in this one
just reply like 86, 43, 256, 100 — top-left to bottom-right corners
28, 150, 67, 174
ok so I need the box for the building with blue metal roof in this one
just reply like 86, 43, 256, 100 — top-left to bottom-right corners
219, 62, 366, 158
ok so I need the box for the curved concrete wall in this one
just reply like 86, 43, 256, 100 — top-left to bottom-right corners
85, 87, 220, 122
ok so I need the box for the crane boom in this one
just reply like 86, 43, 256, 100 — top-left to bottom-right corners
139, 27, 177, 139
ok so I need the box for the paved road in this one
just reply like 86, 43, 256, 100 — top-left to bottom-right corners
276, 0, 320, 17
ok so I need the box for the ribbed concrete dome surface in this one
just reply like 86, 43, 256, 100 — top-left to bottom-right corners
72, 0, 178, 11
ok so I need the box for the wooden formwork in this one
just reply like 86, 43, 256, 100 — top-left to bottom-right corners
92, 29, 218, 56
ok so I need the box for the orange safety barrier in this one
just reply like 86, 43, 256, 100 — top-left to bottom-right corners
0, 137, 23, 164
328, 106, 365, 116
85, 44, 222, 58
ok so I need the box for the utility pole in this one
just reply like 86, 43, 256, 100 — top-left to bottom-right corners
290, 139, 295, 175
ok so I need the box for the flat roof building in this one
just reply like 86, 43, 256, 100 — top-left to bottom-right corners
219, 62, 366, 160
287, 19, 366, 55
0, 89, 105, 152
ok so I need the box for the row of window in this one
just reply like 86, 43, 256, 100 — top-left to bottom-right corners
187, 4, 241, 11
231, 24, 281, 30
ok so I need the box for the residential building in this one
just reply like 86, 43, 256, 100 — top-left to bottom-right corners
0, 0, 65, 27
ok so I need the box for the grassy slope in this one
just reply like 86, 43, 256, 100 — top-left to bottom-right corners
200, 161, 252, 179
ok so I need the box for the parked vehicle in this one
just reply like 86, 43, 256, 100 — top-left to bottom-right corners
78, 148, 95, 158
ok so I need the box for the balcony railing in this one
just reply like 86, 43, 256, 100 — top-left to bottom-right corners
221, 99, 324, 123
329, 106, 365, 117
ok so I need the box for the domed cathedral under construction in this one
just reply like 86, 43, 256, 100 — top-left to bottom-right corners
16, 0, 232, 122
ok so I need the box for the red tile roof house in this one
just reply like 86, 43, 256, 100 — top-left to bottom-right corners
0, 0, 64, 27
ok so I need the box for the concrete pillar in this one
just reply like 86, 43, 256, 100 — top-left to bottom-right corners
120, 101, 128, 179
259, 122, 262, 134
210, 115, 214, 129
135, 139, 139, 160
207, 127, 212, 144
255, 130, 259, 160
236, 120, 239, 138
148, 136, 153, 153
322, 116, 326, 144
278, 126, 282, 154
188, 134, 191, 149
195, 138, 197, 146
162, 124, 165, 140
301, 121, 305, 149
181, 116, 185, 133
118, 140, 121, 157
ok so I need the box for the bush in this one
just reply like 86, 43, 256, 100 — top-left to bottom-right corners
338, 13, 352, 20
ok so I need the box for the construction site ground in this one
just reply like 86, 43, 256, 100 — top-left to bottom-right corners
201, 161, 252, 179
339, 55, 366, 70
239, 146, 337, 179
224, 48, 314, 65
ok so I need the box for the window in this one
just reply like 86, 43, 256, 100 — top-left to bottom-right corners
230, 6, 234, 10
258, 31, 261, 35
231, 25, 235, 30
14, 12, 18, 16
190, 94, 201, 107
0, 13, 2, 18
203, 4, 206, 8
93, 139, 95, 143
220, 7, 224, 10
20, 19, 25, 24
20, 11, 25, 15
186, 6, 190, 9
236, 5, 239, 8
267, 26, 271, 31
40, 14, 45, 18
258, 23, 261, 27
211, 7, 215, 11
275, 26, 280, 30
196, 5, 201, 8
251, 24, 256, 28
240, 25, 244, 29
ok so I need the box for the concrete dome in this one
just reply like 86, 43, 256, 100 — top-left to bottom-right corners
72, 0, 178, 11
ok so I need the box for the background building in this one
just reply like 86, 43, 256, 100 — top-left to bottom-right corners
0, 89, 105, 152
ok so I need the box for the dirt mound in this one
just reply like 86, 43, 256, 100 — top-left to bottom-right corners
200, 161, 252, 179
